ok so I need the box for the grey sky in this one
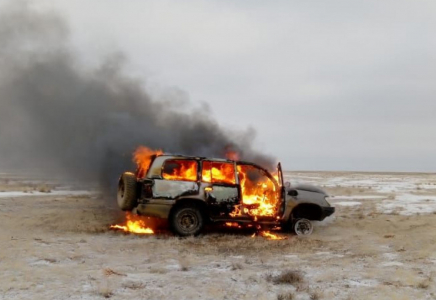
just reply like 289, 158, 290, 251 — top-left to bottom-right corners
21, 1, 436, 171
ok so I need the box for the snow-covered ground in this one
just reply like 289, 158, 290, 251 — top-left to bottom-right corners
1, 172, 435, 299
286, 171, 436, 215
0, 190, 95, 198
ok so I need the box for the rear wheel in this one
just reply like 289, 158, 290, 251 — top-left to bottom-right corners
293, 218, 313, 236
170, 205, 204, 236
117, 172, 137, 211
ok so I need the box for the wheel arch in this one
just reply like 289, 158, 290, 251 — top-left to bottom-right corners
169, 198, 209, 221
291, 203, 323, 221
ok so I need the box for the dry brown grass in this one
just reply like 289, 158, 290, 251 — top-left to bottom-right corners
0, 178, 57, 192
277, 292, 295, 300
416, 275, 432, 289
309, 290, 322, 300
178, 255, 191, 271
148, 266, 167, 274
231, 262, 244, 270
267, 270, 304, 285
103, 268, 126, 277
122, 281, 146, 290
37, 184, 51, 193
96, 280, 114, 298
177, 234, 324, 257
417, 281, 430, 289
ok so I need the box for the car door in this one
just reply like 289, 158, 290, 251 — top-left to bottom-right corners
236, 163, 280, 218
201, 160, 241, 217
152, 158, 200, 199
276, 162, 286, 216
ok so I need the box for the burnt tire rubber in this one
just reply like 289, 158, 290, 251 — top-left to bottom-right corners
170, 205, 204, 237
293, 218, 313, 236
117, 172, 137, 211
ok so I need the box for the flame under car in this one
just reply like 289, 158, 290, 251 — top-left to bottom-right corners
116, 154, 335, 236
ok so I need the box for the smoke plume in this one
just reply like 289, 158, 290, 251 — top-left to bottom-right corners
0, 2, 274, 190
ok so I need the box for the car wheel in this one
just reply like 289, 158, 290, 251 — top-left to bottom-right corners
117, 172, 137, 211
170, 205, 204, 237
293, 218, 313, 236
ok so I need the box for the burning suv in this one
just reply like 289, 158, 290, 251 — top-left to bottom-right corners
117, 154, 334, 236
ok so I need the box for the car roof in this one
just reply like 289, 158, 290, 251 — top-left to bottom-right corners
157, 153, 232, 163
156, 154, 270, 169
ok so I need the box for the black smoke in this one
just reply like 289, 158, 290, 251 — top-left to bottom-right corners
0, 2, 274, 190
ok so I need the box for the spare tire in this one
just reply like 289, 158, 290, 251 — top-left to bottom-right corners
117, 172, 138, 211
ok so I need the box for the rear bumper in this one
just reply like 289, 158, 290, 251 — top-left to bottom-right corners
320, 206, 335, 220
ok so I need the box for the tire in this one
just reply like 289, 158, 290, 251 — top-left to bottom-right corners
170, 205, 204, 237
117, 172, 138, 211
293, 218, 313, 236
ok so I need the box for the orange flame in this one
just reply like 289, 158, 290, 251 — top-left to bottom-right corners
250, 231, 287, 240
202, 161, 236, 184
110, 213, 154, 234
231, 165, 280, 218
273, 172, 280, 183
259, 231, 286, 240
201, 160, 281, 219
134, 146, 163, 178
225, 151, 239, 161
225, 222, 242, 228
162, 159, 197, 181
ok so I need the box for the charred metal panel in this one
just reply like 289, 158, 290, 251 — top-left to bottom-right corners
205, 185, 240, 216
137, 202, 173, 218
206, 186, 238, 203
152, 179, 199, 199
140, 179, 153, 199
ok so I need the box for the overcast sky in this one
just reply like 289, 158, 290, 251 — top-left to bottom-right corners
19, 0, 436, 172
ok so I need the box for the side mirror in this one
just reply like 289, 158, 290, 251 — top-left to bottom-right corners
287, 189, 298, 197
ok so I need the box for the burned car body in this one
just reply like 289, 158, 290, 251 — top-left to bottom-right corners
117, 154, 335, 236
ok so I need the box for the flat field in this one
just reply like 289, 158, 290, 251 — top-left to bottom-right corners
0, 171, 435, 299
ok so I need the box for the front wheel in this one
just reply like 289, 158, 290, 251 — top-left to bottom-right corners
293, 218, 313, 236
170, 205, 204, 237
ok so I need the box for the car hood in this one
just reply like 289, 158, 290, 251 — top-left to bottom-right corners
291, 183, 328, 196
